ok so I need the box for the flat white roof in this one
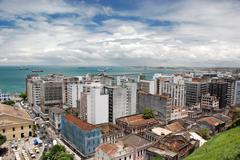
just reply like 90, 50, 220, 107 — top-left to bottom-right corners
152, 127, 172, 136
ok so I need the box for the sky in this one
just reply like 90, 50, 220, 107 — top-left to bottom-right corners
0, 0, 240, 67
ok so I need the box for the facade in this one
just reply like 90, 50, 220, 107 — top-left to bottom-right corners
26, 75, 41, 107
79, 84, 109, 125
185, 80, 208, 107
224, 77, 236, 106
126, 82, 137, 115
95, 134, 152, 160
49, 106, 65, 133
201, 94, 219, 114
137, 91, 172, 122
96, 123, 124, 144
61, 114, 101, 157
208, 80, 227, 108
234, 80, 240, 105
66, 83, 81, 108
197, 117, 225, 135
156, 75, 186, 107
116, 114, 159, 135
0, 104, 34, 140
170, 106, 188, 121
104, 86, 128, 123
0, 90, 11, 101
138, 80, 156, 94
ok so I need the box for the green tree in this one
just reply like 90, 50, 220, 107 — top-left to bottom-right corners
19, 92, 27, 101
0, 134, 6, 146
199, 128, 209, 140
143, 108, 155, 119
2, 100, 15, 106
41, 145, 73, 160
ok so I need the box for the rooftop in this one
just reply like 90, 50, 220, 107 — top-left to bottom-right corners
198, 116, 224, 126
98, 143, 118, 156
121, 134, 151, 148
165, 121, 184, 132
64, 114, 96, 131
0, 103, 32, 120
151, 127, 172, 136
117, 114, 159, 127
49, 106, 65, 114
96, 123, 122, 135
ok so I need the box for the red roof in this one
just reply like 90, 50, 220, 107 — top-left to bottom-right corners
65, 114, 96, 131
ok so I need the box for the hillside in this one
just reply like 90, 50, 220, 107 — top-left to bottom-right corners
185, 127, 240, 160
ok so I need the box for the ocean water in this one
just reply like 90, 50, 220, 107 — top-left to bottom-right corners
0, 66, 184, 93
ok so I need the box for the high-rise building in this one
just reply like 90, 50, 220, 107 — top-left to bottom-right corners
185, 79, 208, 107
156, 75, 185, 107
234, 80, 240, 105
224, 77, 236, 106
138, 80, 156, 94
208, 80, 227, 108
104, 86, 128, 123
137, 91, 172, 123
26, 75, 41, 107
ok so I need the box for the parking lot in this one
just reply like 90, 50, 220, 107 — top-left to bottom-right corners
1, 137, 44, 160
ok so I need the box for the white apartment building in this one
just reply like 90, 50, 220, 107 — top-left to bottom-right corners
27, 75, 41, 107
201, 94, 219, 110
155, 74, 186, 107
0, 90, 11, 101
66, 83, 83, 108
80, 83, 109, 124
138, 80, 156, 94
126, 82, 137, 115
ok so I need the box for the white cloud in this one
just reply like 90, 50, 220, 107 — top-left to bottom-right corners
0, 0, 239, 67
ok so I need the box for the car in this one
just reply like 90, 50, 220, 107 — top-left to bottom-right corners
31, 154, 36, 158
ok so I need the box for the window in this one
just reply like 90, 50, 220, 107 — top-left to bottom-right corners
21, 126, 24, 130
12, 127, 15, 131
124, 157, 127, 160
13, 134, 15, 138
129, 155, 131, 159
29, 125, 31, 129
2, 129, 5, 133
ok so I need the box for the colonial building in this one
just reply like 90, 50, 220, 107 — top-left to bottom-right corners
0, 104, 34, 140
95, 134, 152, 160
116, 114, 159, 135
96, 123, 124, 144
49, 106, 65, 134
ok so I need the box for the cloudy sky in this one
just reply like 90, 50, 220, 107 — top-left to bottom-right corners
0, 0, 240, 67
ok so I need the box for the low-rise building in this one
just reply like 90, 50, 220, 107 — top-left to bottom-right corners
170, 106, 188, 121
61, 114, 101, 158
143, 127, 172, 142
96, 123, 124, 144
0, 90, 11, 101
165, 121, 185, 133
201, 94, 219, 114
95, 134, 152, 160
0, 104, 34, 140
197, 116, 225, 135
49, 106, 65, 134
116, 114, 159, 135
146, 132, 199, 160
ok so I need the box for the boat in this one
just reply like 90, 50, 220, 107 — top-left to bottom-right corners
32, 70, 44, 73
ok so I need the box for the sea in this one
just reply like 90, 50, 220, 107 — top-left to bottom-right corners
0, 66, 192, 94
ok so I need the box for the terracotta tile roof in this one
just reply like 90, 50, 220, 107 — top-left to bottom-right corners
64, 114, 96, 131
96, 123, 121, 134
0, 103, 32, 120
166, 121, 184, 132
117, 114, 158, 127
198, 117, 224, 126
98, 143, 118, 156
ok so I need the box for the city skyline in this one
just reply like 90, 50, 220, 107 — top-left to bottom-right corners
0, 0, 240, 67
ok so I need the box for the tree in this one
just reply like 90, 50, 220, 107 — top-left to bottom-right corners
143, 108, 155, 119
41, 145, 73, 160
2, 100, 15, 106
19, 92, 27, 101
0, 134, 6, 146
199, 128, 209, 140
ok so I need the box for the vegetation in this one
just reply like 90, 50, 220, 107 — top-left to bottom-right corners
185, 127, 240, 160
2, 100, 15, 106
198, 128, 210, 140
143, 108, 155, 119
41, 145, 74, 160
19, 92, 27, 101
0, 134, 6, 146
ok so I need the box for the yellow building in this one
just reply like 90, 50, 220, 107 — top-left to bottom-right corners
0, 103, 34, 140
